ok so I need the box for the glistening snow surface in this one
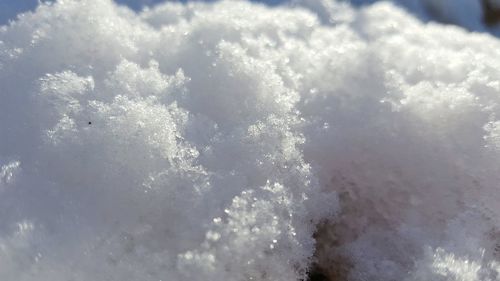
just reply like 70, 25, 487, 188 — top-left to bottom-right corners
0, 0, 500, 280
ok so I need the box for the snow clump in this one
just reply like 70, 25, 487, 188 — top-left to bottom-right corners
1, 0, 500, 280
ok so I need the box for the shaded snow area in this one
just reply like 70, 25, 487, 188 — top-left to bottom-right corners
1, 0, 500, 280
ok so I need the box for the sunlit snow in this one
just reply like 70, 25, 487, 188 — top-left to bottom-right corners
1, 0, 500, 280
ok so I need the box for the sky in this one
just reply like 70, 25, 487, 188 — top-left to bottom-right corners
0, 0, 287, 25
0, 0, 496, 30
0, 0, 422, 26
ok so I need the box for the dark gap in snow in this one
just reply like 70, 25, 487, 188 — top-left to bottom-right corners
307, 265, 330, 281
308, 222, 352, 281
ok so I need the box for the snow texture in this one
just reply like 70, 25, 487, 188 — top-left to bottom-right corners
0, 0, 500, 280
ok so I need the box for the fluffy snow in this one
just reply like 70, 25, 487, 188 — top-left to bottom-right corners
1, 0, 500, 280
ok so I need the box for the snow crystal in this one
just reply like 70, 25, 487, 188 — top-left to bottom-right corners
0, 160, 20, 188
0, 0, 499, 281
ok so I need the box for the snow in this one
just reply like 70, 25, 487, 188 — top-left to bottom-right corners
1, 0, 500, 280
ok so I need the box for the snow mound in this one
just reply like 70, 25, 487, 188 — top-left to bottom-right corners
0, 0, 499, 280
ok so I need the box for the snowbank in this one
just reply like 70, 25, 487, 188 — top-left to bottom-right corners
1, 0, 499, 280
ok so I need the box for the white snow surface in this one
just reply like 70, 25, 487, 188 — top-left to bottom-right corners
1, 0, 500, 280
